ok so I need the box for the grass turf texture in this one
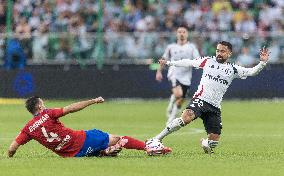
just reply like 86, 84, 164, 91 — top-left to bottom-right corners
0, 99, 284, 176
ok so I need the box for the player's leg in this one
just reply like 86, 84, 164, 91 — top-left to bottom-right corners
207, 133, 220, 150
74, 129, 110, 157
100, 134, 146, 156
154, 98, 203, 141
174, 82, 189, 110
166, 94, 175, 120
118, 135, 145, 150
154, 108, 197, 141
168, 82, 190, 125
200, 108, 222, 154
101, 134, 122, 156
167, 85, 183, 124
200, 134, 220, 154
108, 135, 146, 150
166, 78, 178, 122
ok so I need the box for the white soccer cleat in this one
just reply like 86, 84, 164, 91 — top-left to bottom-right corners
146, 146, 172, 156
145, 138, 172, 156
200, 138, 213, 154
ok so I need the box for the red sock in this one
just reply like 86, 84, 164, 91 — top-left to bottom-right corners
120, 136, 145, 150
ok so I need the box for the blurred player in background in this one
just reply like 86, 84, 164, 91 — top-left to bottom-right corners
156, 25, 200, 125
8, 96, 171, 157
152, 41, 270, 154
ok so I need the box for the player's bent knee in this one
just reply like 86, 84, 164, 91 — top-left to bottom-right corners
181, 109, 195, 124
176, 98, 184, 106
108, 134, 120, 146
173, 90, 183, 100
174, 93, 183, 99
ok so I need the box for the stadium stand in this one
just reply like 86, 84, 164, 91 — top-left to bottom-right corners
0, 0, 283, 65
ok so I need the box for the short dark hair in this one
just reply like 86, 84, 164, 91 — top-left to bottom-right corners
177, 24, 189, 31
218, 41, 233, 52
25, 96, 40, 114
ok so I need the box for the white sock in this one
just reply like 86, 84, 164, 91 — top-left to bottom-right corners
155, 118, 185, 141
166, 94, 175, 119
201, 138, 219, 149
167, 103, 181, 125
208, 140, 219, 149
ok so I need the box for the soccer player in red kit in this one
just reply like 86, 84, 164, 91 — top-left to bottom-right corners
8, 96, 172, 157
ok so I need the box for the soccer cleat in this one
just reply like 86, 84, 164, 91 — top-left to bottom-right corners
200, 138, 214, 154
145, 138, 172, 156
161, 146, 172, 155
146, 146, 172, 156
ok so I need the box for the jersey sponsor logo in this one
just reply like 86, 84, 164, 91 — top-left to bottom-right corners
204, 74, 228, 85
29, 114, 49, 132
55, 135, 71, 151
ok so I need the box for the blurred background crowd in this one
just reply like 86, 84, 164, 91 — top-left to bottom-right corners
0, 0, 283, 69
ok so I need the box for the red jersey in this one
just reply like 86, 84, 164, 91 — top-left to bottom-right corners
16, 108, 86, 157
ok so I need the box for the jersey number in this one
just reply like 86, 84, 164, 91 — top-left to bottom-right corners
190, 99, 204, 108
41, 127, 61, 142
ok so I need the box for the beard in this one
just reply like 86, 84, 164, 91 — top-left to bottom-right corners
216, 56, 227, 63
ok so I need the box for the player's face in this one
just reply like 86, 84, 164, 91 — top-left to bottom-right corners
216, 44, 232, 63
176, 27, 188, 41
37, 98, 45, 111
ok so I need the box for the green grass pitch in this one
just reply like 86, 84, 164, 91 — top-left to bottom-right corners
1, 99, 284, 176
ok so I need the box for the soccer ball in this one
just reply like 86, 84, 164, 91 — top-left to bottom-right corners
145, 138, 164, 151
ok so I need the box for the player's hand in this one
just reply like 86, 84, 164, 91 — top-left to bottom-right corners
259, 46, 270, 62
94, 97, 104, 104
156, 71, 163, 82
158, 59, 167, 67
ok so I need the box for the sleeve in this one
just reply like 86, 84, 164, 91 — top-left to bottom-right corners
162, 45, 171, 61
167, 57, 208, 69
15, 130, 32, 145
48, 108, 64, 119
234, 61, 267, 79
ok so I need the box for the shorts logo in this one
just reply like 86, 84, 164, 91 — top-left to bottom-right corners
86, 147, 94, 156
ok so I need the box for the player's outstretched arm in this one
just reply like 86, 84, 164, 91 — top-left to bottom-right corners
159, 58, 204, 68
238, 47, 270, 77
63, 97, 104, 115
8, 140, 20, 157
